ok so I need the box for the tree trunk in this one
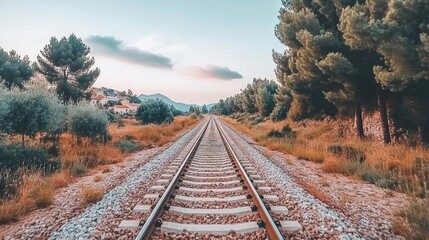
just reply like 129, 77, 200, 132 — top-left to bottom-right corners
377, 85, 391, 144
355, 104, 365, 138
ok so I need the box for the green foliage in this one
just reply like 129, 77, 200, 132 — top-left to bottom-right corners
339, 0, 429, 142
115, 137, 141, 153
0, 49, 33, 89
266, 129, 283, 138
211, 78, 278, 118
0, 87, 66, 145
67, 102, 109, 142
36, 34, 100, 103
266, 125, 296, 139
128, 95, 141, 103
136, 98, 174, 124
188, 105, 201, 115
0, 143, 56, 172
201, 104, 208, 114
170, 105, 183, 116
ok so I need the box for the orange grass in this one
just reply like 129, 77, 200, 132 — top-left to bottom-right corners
109, 116, 200, 146
222, 115, 429, 196
81, 186, 105, 204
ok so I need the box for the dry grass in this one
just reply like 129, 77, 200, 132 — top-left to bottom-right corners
109, 116, 199, 147
394, 199, 429, 240
93, 175, 102, 182
222, 115, 429, 196
0, 173, 55, 223
81, 186, 105, 204
59, 134, 124, 168
49, 171, 74, 189
100, 165, 111, 173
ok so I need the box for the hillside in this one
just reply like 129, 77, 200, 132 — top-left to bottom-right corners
138, 93, 214, 112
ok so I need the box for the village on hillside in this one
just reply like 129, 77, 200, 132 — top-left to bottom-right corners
88, 87, 141, 115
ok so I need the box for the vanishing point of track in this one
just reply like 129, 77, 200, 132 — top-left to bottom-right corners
119, 117, 301, 239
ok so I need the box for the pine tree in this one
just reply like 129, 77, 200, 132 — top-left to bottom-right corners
36, 34, 100, 103
201, 104, 208, 114
339, 0, 429, 142
0, 49, 33, 89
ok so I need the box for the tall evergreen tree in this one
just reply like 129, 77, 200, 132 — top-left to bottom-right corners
340, 0, 429, 142
36, 34, 100, 103
201, 104, 208, 114
0, 49, 33, 89
275, 0, 387, 139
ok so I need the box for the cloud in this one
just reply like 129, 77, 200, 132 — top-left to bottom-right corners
86, 35, 173, 69
134, 34, 188, 55
185, 64, 243, 80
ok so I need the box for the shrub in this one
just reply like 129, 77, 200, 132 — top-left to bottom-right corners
0, 143, 57, 172
328, 144, 365, 163
0, 169, 21, 199
136, 99, 174, 124
70, 162, 87, 176
115, 138, 141, 153
266, 129, 283, 138
67, 102, 109, 143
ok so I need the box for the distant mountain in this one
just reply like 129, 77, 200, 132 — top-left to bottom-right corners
138, 93, 215, 112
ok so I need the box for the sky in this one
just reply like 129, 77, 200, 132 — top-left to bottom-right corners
0, 0, 285, 105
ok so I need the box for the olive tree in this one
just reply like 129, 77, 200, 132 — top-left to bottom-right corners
67, 102, 109, 143
0, 87, 66, 146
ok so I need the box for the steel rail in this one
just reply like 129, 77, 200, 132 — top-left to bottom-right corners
214, 118, 284, 240
135, 117, 211, 240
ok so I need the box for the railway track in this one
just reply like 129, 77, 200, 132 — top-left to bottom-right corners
119, 117, 301, 239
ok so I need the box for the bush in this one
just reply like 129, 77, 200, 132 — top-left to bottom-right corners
0, 87, 66, 145
115, 138, 141, 153
328, 144, 365, 163
266, 129, 283, 138
70, 162, 87, 176
0, 143, 57, 172
68, 102, 109, 143
136, 99, 174, 124
266, 125, 296, 139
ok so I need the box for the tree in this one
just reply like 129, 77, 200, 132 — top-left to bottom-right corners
201, 104, 208, 114
0, 49, 33, 89
170, 105, 183, 116
67, 102, 109, 143
136, 99, 174, 124
36, 34, 100, 103
255, 79, 278, 117
188, 105, 195, 113
339, 0, 429, 143
128, 95, 142, 103
0, 87, 66, 147
274, 0, 386, 139
271, 51, 293, 121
